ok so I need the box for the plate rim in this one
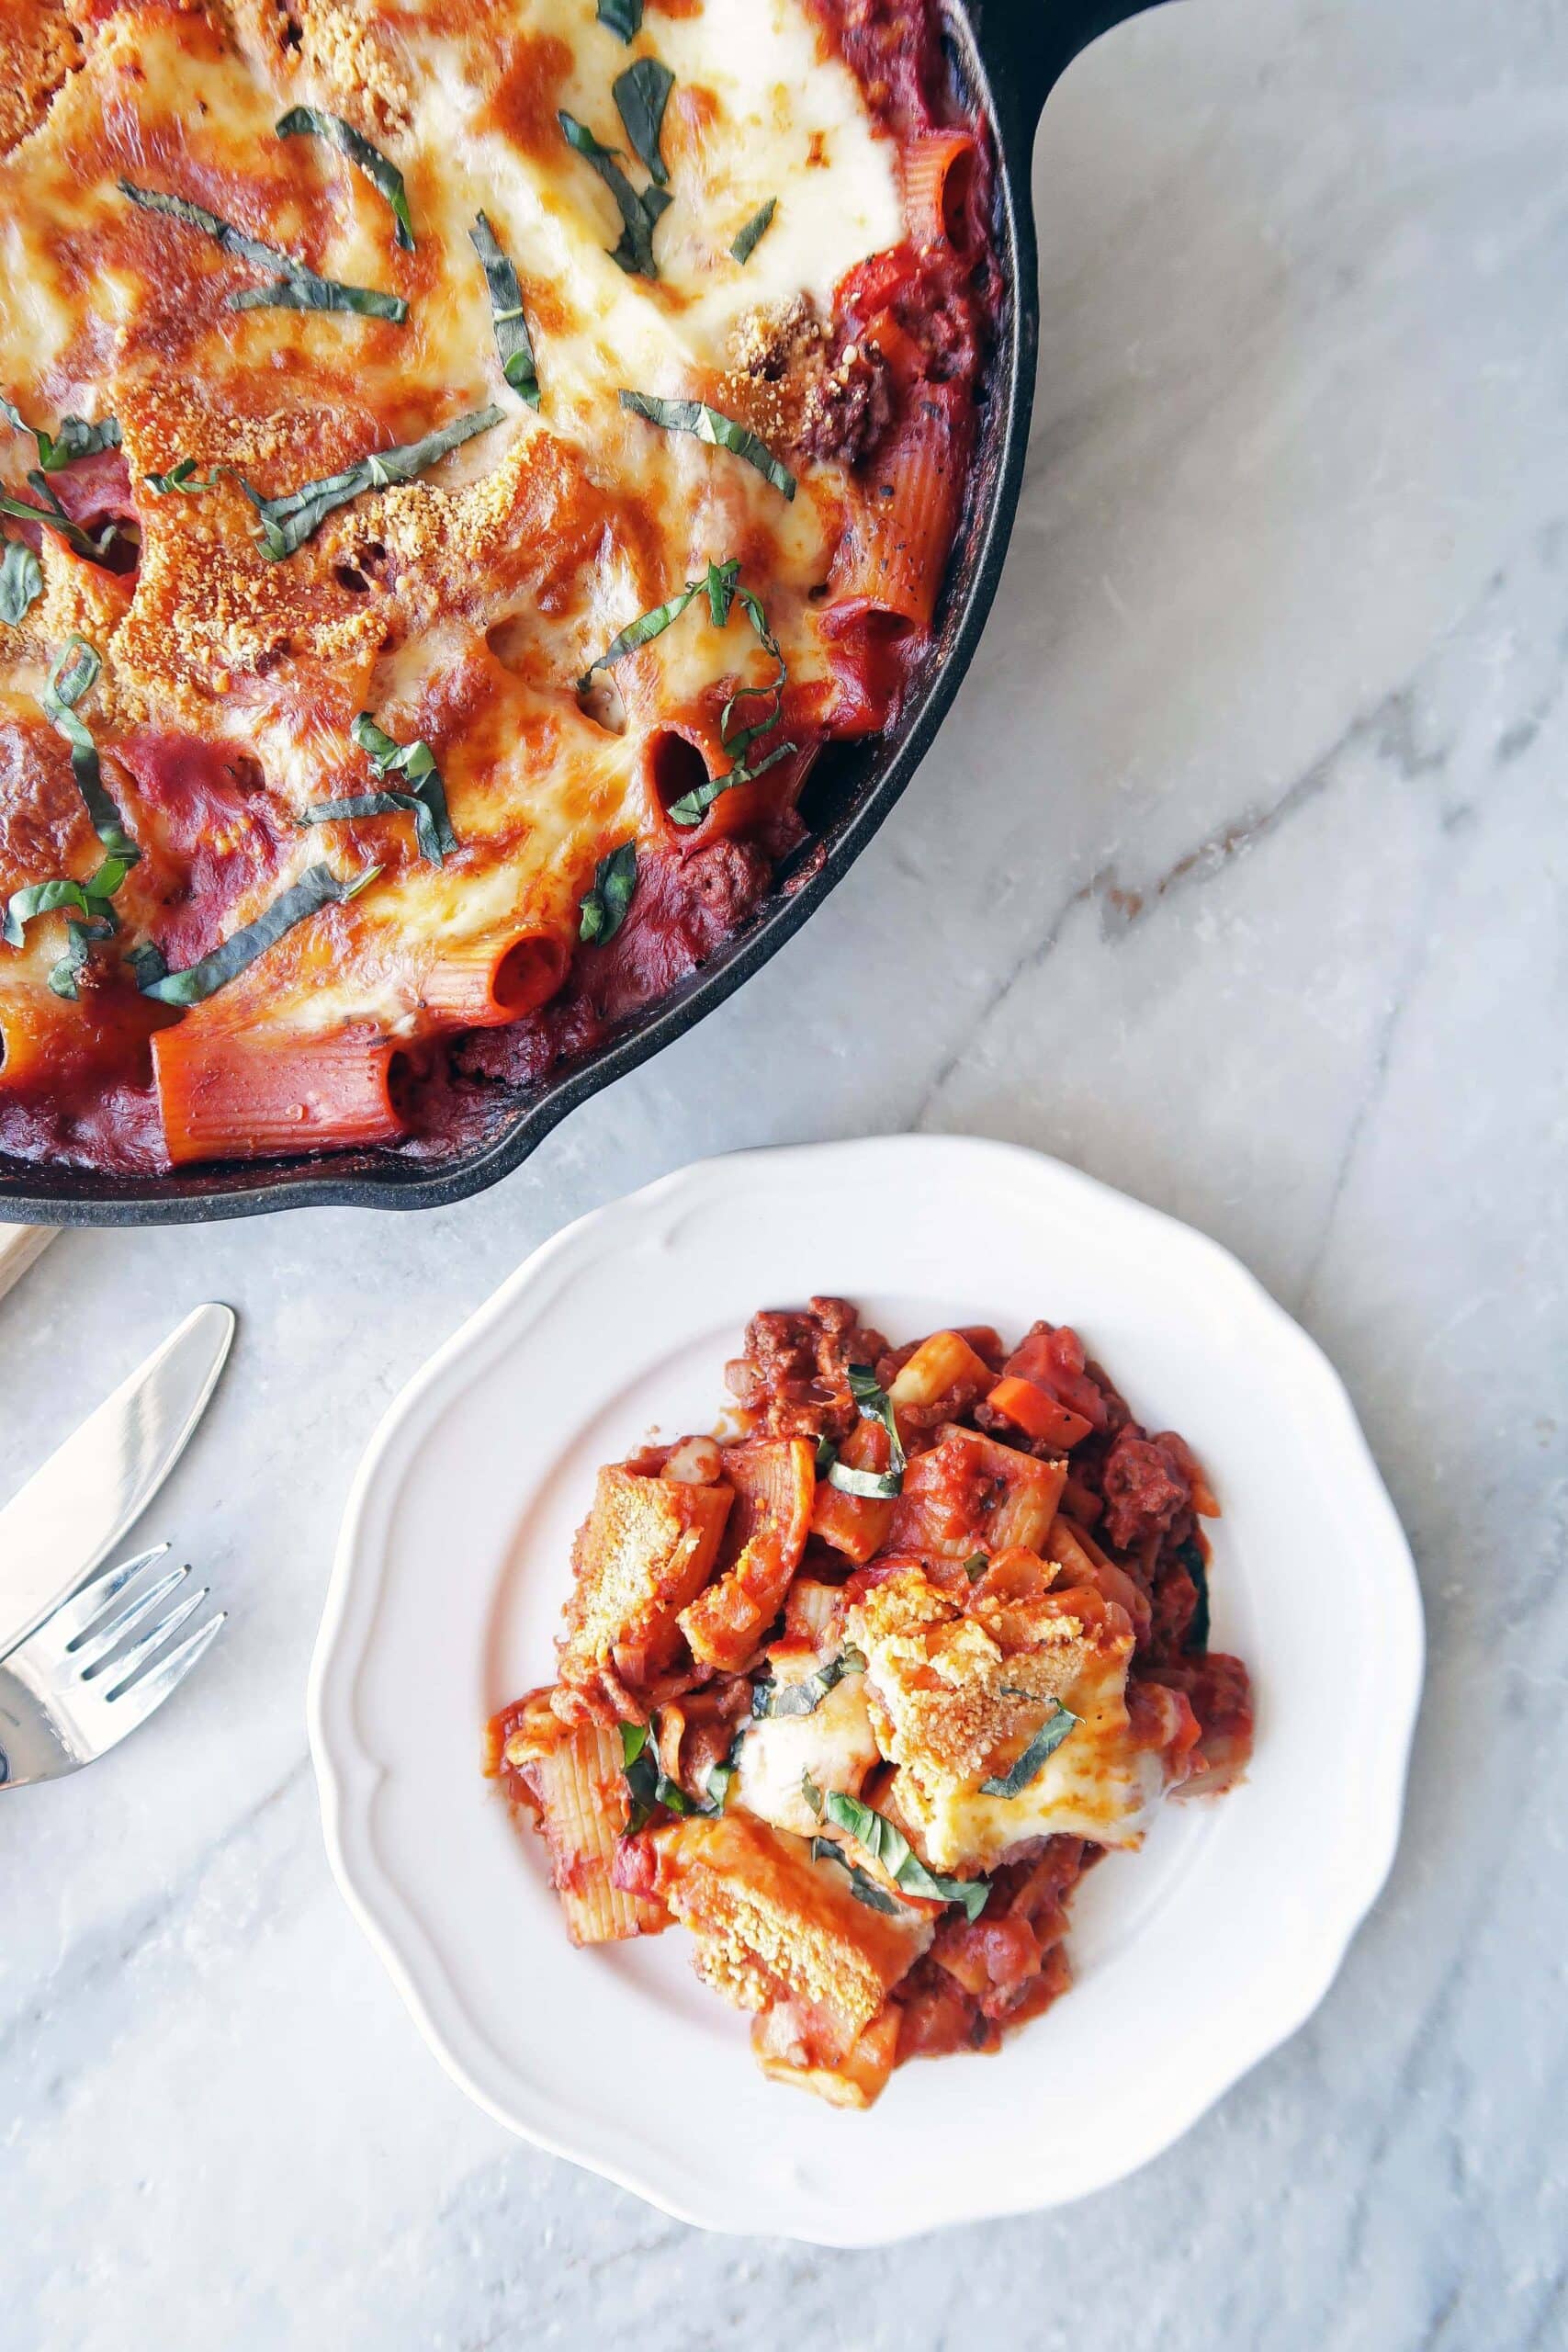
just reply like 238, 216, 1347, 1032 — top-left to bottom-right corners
307, 1132, 1426, 2243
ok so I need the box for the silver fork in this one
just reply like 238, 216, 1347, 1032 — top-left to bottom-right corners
0, 1542, 224, 1788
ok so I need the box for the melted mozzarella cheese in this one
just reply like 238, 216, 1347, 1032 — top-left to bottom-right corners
737, 1675, 881, 1840
0, 0, 908, 1080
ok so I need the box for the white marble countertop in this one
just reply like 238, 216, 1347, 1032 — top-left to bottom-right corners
6, 1, 1562, 2342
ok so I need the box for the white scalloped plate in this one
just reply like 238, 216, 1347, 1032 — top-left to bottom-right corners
308, 1136, 1423, 2243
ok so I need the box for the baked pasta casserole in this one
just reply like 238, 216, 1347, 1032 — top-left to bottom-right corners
486, 1299, 1256, 2108
0, 0, 1000, 1172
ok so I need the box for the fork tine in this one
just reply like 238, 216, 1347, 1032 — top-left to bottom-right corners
51, 1544, 172, 1649
73, 1563, 190, 1676
101, 1608, 225, 1731
100, 1583, 209, 1701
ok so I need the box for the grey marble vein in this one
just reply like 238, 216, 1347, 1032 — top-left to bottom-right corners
5, 2, 1565, 2346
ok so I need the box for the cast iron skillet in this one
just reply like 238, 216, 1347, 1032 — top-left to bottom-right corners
0, 0, 1168, 1225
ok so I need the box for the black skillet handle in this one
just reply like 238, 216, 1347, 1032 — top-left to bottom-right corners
967, 0, 1175, 183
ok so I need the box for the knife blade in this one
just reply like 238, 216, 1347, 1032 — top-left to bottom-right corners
0, 1302, 234, 1657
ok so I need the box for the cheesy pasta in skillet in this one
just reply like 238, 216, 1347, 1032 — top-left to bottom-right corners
0, 0, 1000, 1171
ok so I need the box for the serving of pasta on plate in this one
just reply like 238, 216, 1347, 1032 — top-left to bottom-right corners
486, 1295, 1255, 2109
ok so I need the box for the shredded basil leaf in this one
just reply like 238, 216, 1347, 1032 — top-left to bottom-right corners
979, 1703, 1080, 1798
0, 538, 42, 624
300, 712, 457, 866
1178, 1535, 1211, 1654
596, 0, 642, 39
665, 582, 795, 826
810, 1836, 901, 1913
0, 487, 112, 565
2, 400, 121, 472
243, 405, 503, 560
579, 839, 637, 944
558, 113, 670, 278
964, 1551, 989, 1582
128, 940, 168, 989
227, 277, 407, 319
819, 1363, 905, 1498
468, 213, 540, 407
820, 1789, 990, 1922
40, 639, 140, 863
3, 854, 129, 950
579, 560, 791, 823
143, 460, 225, 498
703, 557, 739, 628
118, 179, 407, 322
613, 58, 673, 187
620, 1719, 659, 1832
36, 416, 120, 471
138, 862, 375, 1005
814, 1433, 838, 1476
618, 390, 795, 501
619, 1713, 734, 1827
47, 913, 116, 1001
730, 198, 777, 266
751, 1645, 865, 1721
801, 1770, 823, 1816
825, 1458, 900, 1500
578, 576, 703, 684
276, 107, 415, 251
702, 1730, 745, 1815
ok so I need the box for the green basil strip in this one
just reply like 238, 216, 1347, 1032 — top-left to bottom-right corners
41, 638, 140, 862
118, 179, 406, 322
849, 1362, 907, 1474
139, 862, 376, 1005
704, 557, 739, 627
344, 710, 456, 863
619, 1719, 659, 1833
244, 404, 503, 560
468, 213, 540, 407
963, 1551, 988, 1583
613, 58, 673, 187
818, 1788, 989, 1922
979, 1703, 1081, 1798
276, 107, 415, 251
0, 538, 42, 623
750, 1645, 865, 1720
825, 1455, 899, 1501
36, 416, 121, 471
703, 1731, 745, 1815
48, 914, 116, 1001
664, 736, 795, 830
1178, 1535, 1211, 1654
578, 575, 704, 684
0, 488, 111, 564
2, 399, 121, 472
228, 277, 407, 320
618, 390, 795, 501
730, 198, 777, 266
810, 1836, 901, 1914
143, 460, 225, 496
558, 113, 670, 279
579, 839, 637, 944
3, 855, 128, 949
128, 940, 168, 989
821, 1363, 904, 1498
596, 0, 642, 39
665, 579, 795, 825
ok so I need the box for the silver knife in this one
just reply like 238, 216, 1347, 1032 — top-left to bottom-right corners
0, 1302, 234, 1657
